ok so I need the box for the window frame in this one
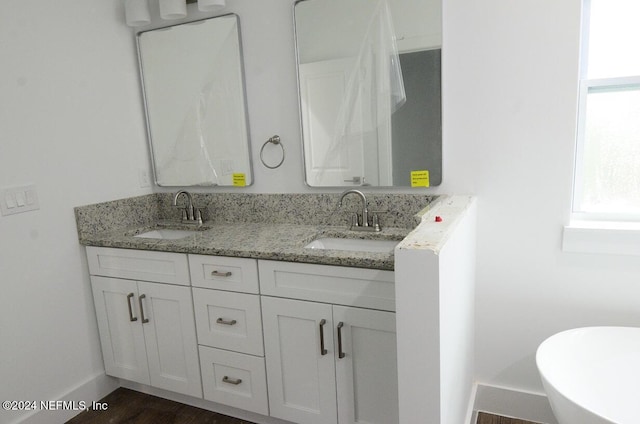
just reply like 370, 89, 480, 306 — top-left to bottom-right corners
564, 0, 640, 256
571, 0, 640, 223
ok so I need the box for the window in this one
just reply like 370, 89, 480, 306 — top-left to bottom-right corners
573, 0, 640, 221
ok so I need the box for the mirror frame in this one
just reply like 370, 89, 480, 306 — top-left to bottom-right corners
136, 13, 254, 187
292, 0, 442, 188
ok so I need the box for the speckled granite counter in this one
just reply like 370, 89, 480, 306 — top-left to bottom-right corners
75, 193, 440, 270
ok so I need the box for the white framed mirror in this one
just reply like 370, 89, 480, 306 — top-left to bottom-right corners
137, 14, 253, 187
294, 0, 442, 187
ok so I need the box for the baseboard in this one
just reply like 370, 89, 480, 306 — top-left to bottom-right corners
473, 383, 558, 424
466, 383, 479, 424
17, 372, 119, 424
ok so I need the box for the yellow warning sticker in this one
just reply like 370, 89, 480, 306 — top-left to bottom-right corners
410, 170, 430, 188
232, 173, 246, 187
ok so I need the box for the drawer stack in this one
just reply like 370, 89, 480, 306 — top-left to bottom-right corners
189, 254, 268, 415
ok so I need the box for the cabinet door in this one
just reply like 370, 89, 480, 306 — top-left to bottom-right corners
333, 306, 399, 424
91, 276, 150, 385
137, 282, 202, 398
262, 297, 337, 424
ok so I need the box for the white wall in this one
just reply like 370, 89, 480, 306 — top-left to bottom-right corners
0, 1, 151, 423
443, 0, 640, 400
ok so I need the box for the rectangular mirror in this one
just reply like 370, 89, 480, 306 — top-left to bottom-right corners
294, 0, 442, 187
137, 14, 253, 187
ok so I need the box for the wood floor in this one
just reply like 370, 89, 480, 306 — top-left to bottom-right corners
66, 388, 541, 424
65, 388, 253, 424
476, 411, 541, 424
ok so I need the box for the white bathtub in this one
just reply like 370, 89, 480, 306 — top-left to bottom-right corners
536, 327, 640, 424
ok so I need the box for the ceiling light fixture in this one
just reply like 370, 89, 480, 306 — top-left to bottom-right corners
124, 0, 227, 27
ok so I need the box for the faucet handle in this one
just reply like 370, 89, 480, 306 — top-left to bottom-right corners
371, 214, 381, 231
369, 211, 388, 231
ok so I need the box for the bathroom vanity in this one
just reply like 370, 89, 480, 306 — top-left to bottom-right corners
75, 192, 476, 424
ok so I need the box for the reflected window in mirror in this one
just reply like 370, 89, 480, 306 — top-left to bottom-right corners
137, 14, 253, 187
294, 0, 442, 187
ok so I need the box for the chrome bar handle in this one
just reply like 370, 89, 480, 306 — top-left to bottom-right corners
319, 319, 328, 355
343, 176, 361, 184
216, 318, 237, 326
211, 270, 232, 277
127, 293, 138, 322
222, 376, 242, 385
138, 294, 149, 324
337, 322, 345, 359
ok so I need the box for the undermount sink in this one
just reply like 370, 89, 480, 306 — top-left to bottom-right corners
305, 237, 399, 253
134, 229, 198, 240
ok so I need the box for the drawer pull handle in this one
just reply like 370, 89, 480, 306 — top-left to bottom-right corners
138, 294, 149, 324
319, 319, 328, 355
211, 270, 232, 277
127, 293, 138, 322
216, 318, 237, 326
337, 322, 346, 359
222, 376, 242, 385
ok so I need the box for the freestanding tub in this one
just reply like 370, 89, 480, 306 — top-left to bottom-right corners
536, 327, 640, 424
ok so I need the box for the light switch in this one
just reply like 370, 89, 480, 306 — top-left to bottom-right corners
25, 189, 37, 205
1, 184, 39, 216
15, 191, 26, 207
5, 193, 17, 209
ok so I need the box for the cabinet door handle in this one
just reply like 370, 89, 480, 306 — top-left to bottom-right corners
138, 294, 149, 324
337, 322, 345, 359
126, 293, 138, 322
211, 270, 232, 277
222, 376, 242, 385
319, 319, 328, 355
216, 318, 237, 326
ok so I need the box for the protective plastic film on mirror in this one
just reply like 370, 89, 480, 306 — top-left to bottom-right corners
138, 14, 253, 187
294, 0, 442, 187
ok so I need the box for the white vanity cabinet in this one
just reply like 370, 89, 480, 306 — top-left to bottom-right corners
86, 247, 399, 424
87, 247, 202, 398
259, 260, 398, 424
189, 254, 269, 416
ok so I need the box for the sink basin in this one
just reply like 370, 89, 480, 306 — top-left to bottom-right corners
305, 238, 399, 253
134, 229, 198, 240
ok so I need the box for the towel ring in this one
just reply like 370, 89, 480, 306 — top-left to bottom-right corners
260, 135, 285, 169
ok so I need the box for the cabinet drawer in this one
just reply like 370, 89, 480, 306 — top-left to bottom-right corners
259, 260, 395, 311
189, 255, 259, 293
199, 346, 268, 416
86, 247, 189, 285
193, 288, 264, 356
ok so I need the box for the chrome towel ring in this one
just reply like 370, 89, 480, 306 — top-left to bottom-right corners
260, 135, 285, 169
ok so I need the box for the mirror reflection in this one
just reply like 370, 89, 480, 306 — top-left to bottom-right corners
137, 14, 252, 187
294, 0, 442, 187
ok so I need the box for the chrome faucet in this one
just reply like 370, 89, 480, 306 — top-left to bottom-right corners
338, 189, 380, 232
172, 190, 202, 225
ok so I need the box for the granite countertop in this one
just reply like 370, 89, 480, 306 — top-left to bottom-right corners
80, 220, 411, 270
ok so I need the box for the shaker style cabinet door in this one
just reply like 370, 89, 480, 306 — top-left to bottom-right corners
137, 281, 202, 398
91, 276, 150, 385
262, 297, 337, 424
333, 306, 399, 424
91, 276, 202, 398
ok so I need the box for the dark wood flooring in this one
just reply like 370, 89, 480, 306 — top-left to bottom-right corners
65, 388, 254, 424
66, 388, 541, 424
477, 411, 541, 424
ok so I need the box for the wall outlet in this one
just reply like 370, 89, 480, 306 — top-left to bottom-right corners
1, 184, 40, 216
138, 169, 151, 188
